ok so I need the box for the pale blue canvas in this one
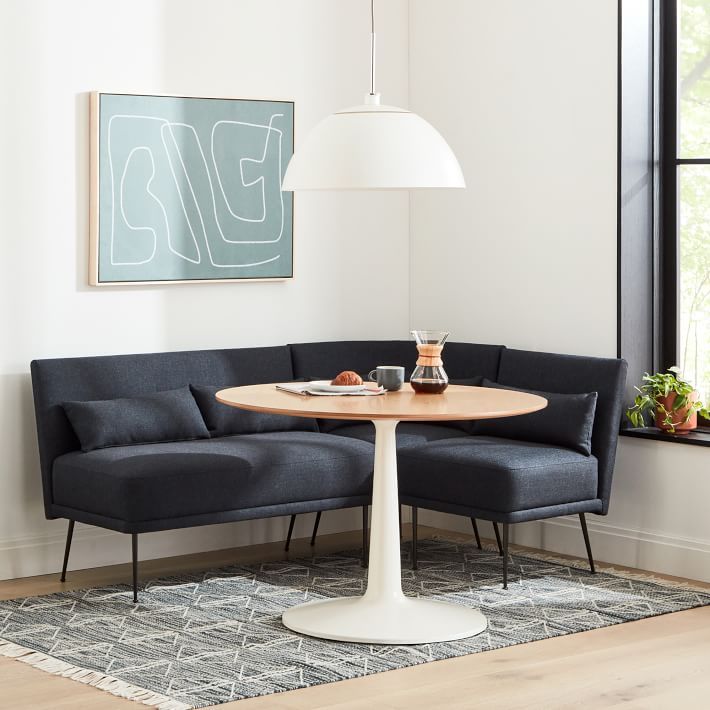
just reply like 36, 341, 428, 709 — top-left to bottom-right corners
96, 93, 294, 282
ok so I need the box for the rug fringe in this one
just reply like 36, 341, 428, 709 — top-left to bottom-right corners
442, 537, 710, 593
0, 640, 191, 710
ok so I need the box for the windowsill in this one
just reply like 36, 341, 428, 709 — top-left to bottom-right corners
621, 427, 710, 448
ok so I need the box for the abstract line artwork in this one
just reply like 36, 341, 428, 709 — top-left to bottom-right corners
90, 93, 294, 284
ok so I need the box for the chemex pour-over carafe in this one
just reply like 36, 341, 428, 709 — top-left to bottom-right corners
410, 330, 449, 393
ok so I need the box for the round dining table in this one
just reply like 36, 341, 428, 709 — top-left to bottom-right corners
216, 382, 547, 645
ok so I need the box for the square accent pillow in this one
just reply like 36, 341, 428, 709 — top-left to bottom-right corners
190, 384, 318, 437
475, 378, 598, 455
63, 386, 210, 452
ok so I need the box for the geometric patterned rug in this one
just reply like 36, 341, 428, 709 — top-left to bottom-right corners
0, 538, 708, 709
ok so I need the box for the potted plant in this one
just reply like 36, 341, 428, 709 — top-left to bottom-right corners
626, 367, 709, 434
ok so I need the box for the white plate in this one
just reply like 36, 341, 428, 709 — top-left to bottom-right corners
309, 380, 367, 393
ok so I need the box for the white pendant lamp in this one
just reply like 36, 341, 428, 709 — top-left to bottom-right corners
282, 1, 465, 191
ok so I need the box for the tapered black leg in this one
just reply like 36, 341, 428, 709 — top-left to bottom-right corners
60, 520, 74, 582
132, 534, 138, 604
502, 523, 509, 589
362, 505, 369, 568
493, 521, 503, 556
470, 517, 482, 549
579, 513, 596, 574
411, 506, 418, 570
310, 511, 322, 546
284, 514, 296, 551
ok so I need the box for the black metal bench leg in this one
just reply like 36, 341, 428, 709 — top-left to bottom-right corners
60, 520, 74, 582
579, 513, 596, 574
284, 514, 296, 551
411, 506, 418, 570
502, 523, 509, 589
470, 517, 482, 549
310, 511, 322, 546
132, 534, 138, 604
493, 521, 503, 556
362, 505, 369, 568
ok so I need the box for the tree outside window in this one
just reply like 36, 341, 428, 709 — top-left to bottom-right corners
678, 0, 710, 405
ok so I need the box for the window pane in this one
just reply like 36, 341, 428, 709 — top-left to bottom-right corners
679, 0, 710, 158
678, 165, 710, 405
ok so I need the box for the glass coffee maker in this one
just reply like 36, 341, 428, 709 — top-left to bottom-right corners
410, 330, 449, 393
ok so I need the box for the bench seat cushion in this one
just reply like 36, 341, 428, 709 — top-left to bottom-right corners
332, 422, 467, 449
398, 436, 598, 513
52, 432, 374, 523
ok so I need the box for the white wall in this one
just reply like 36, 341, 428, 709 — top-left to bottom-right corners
409, 0, 617, 357
409, 0, 710, 582
2, 0, 707, 585
0, 0, 411, 579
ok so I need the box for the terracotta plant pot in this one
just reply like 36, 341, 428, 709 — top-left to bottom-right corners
654, 391, 698, 433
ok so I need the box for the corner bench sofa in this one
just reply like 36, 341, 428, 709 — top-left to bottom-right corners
31, 340, 627, 601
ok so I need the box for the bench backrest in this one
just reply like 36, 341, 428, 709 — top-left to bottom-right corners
30, 346, 295, 516
31, 341, 626, 518
289, 340, 504, 382
496, 348, 628, 514
289, 340, 505, 431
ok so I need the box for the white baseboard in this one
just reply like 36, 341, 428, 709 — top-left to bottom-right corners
417, 509, 710, 583
5, 507, 708, 585
0, 508, 364, 582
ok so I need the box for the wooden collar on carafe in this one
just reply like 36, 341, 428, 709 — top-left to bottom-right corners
416, 344, 443, 367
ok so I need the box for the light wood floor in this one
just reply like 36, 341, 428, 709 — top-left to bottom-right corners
0, 526, 708, 709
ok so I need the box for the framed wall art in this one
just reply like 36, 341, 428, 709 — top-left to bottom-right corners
89, 92, 294, 285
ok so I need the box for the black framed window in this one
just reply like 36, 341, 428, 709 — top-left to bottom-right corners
619, 0, 710, 440
659, 0, 710, 423
662, 0, 710, 418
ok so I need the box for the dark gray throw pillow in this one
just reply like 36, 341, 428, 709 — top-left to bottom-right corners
63, 386, 210, 452
190, 384, 318, 437
475, 379, 598, 456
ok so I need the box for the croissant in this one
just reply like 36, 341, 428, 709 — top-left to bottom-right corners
331, 370, 363, 386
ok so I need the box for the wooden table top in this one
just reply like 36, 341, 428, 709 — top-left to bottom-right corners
216, 383, 547, 422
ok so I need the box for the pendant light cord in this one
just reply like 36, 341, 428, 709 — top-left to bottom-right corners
370, 0, 376, 95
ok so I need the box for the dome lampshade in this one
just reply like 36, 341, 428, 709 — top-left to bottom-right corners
282, 96, 465, 191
